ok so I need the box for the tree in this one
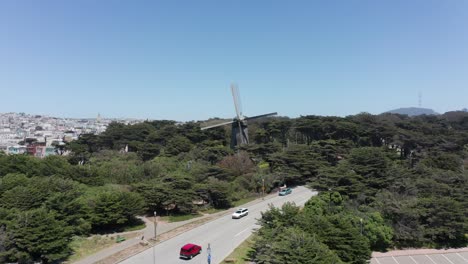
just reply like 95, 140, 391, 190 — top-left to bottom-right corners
205, 177, 232, 209
418, 197, 467, 247
0, 155, 42, 177
420, 152, 463, 172
218, 151, 255, 177
86, 188, 145, 230
0, 225, 8, 263
164, 136, 193, 156
6, 208, 73, 263
38, 155, 72, 176
316, 215, 370, 263
132, 181, 172, 212
161, 174, 197, 214
373, 190, 425, 247
127, 141, 161, 161
194, 143, 231, 165
362, 212, 394, 251
44, 180, 92, 235
269, 145, 328, 184
0, 173, 29, 196
252, 226, 343, 264
254, 201, 371, 264
266, 119, 292, 146
1, 185, 48, 210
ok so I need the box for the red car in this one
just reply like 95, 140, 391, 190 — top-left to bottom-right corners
180, 243, 202, 259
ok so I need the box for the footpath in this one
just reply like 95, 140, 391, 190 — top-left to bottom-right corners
72, 193, 277, 264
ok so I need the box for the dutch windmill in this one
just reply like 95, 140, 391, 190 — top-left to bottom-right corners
201, 84, 277, 149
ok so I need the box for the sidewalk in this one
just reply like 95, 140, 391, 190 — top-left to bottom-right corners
73, 193, 276, 264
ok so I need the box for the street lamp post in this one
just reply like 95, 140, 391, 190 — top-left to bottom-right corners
262, 178, 265, 200
154, 211, 157, 240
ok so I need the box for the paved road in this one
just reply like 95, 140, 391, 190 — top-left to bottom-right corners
120, 186, 316, 264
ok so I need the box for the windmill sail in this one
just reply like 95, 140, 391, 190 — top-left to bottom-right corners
200, 120, 236, 130
245, 112, 278, 120
201, 84, 277, 149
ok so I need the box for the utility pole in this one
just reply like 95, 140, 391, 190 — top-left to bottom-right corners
153, 211, 157, 264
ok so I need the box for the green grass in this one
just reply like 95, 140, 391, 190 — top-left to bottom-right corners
221, 235, 254, 263
160, 213, 202, 222
119, 217, 146, 232
68, 233, 139, 262
121, 222, 146, 232
200, 207, 224, 214
232, 196, 258, 207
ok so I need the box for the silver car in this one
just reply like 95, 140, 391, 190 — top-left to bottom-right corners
232, 208, 248, 219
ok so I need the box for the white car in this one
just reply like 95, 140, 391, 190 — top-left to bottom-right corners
232, 208, 249, 219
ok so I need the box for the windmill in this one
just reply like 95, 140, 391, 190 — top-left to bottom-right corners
201, 84, 277, 149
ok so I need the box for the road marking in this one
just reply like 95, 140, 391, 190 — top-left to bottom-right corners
374, 257, 382, 264
441, 254, 455, 264
425, 255, 438, 264
409, 256, 418, 264
456, 253, 468, 262
235, 227, 251, 237
392, 256, 400, 264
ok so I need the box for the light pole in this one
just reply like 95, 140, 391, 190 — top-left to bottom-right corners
153, 211, 157, 241
262, 178, 265, 200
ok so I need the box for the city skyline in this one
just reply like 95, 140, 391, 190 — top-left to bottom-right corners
1, 1, 468, 121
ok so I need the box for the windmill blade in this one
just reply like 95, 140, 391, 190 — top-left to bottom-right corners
201, 120, 236, 130
236, 84, 243, 116
245, 112, 278, 121
230, 84, 245, 141
231, 83, 242, 120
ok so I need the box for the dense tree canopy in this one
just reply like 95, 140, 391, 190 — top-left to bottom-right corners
1, 112, 468, 262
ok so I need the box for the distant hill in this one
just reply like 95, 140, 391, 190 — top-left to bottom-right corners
442, 110, 468, 122
385, 107, 438, 116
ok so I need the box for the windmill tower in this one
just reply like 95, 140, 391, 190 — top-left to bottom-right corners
201, 84, 277, 149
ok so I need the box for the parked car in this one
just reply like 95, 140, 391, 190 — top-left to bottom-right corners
232, 208, 249, 219
279, 188, 292, 196
180, 243, 202, 259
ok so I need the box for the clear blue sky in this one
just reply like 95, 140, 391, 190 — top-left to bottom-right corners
1, 1, 467, 121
